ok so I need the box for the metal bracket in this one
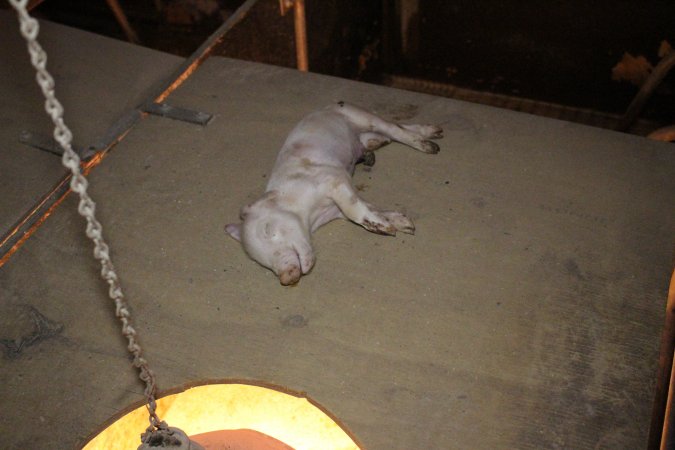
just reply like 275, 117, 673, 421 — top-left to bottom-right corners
19, 130, 95, 160
141, 102, 213, 125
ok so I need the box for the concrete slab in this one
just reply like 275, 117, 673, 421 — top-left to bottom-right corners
1, 19, 674, 450
0, 9, 182, 238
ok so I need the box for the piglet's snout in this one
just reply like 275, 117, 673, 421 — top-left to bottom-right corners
276, 249, 304, 286
279, 265, 301, 286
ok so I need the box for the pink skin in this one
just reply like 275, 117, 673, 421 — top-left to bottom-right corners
225, 102, 443, 285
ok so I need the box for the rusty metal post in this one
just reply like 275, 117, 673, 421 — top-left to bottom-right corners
648, 269, 675, 449
280, 0, 308, 72
27, 0, 46, 10
618, 50, 675, 131
104, 0, 140, 44
293, 0, 308, 71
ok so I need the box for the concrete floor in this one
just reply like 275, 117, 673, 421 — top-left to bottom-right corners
1, 10, 674, 450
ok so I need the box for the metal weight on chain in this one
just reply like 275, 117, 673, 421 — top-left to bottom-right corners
139, 424, 205, 450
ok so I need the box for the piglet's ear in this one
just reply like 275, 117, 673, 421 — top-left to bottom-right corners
225, 223, 243, 242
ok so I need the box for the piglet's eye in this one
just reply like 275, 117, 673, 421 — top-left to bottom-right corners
263, 223, 282, 240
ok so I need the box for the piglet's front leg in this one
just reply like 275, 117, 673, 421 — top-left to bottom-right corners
329, 175, 415, 236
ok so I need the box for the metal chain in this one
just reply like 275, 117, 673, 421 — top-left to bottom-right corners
8, 0, 163, 433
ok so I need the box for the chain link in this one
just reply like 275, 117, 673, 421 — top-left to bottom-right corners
8, 0, 163, 433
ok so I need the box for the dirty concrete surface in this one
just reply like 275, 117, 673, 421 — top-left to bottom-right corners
1, 10, 674, 450
0, 10, 183, 235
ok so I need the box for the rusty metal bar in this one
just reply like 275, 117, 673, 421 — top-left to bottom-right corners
662, 355, 675, 449
279, 0, 308, 71
104, 0, 140, 44
29, 0, 139, 44
0, 176, 71, 268
147, 0, 261, 105
293, 0, 308, 71
648, 269, 675, 449
0, 112, 139, 267
27, 0, 46, 11
0, 0, 261, 264
618, 50, 675, 131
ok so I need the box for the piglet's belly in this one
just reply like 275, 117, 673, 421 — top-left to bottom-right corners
309, 203, 343, 232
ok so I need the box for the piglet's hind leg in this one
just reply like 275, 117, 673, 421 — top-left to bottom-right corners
400, 123, 443, 139
336, 103, 442, 154
359, 132, 391, 150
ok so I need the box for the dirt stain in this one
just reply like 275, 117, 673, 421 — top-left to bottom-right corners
281, 314, 308, 328
1, 304, 64, 359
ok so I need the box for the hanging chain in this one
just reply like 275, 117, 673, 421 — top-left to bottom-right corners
8, 0, 164, 433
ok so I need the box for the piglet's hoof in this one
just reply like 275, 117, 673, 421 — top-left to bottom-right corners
279, 266, 301, 286
421, 140, 440, 154
362, 218, 397, 236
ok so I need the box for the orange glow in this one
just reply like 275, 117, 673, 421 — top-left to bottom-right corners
83, 382, 361, 450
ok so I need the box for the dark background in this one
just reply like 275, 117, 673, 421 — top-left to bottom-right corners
13, 0, 675, 126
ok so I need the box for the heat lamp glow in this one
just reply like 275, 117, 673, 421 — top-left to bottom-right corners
83, 382, 360, 450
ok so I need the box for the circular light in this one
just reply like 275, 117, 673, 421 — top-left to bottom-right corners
83, 381, 360, 450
